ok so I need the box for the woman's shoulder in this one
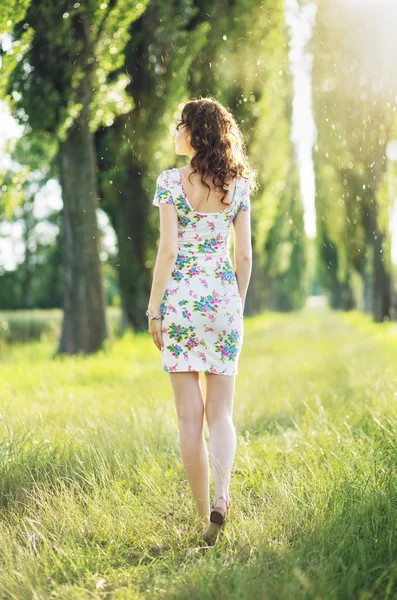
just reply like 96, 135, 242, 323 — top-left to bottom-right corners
236, 174, 250, 192
155, 168, 180, 190
158, 168, 178, 179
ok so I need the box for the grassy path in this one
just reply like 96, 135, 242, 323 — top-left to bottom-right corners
0, 307, 395, 599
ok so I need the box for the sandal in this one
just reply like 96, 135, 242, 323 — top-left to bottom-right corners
203, 495, 230, 545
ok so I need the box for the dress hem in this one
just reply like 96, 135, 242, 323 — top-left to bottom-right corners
162, 367, 238, 376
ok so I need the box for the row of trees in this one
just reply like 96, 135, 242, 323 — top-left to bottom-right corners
311, 0, 397, 322
1, 0, 309, 353
2, 0, 397, 354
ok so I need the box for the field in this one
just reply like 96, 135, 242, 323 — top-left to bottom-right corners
0, 306, 395, 599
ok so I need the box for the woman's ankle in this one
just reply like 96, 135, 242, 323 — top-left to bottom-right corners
213, 494, 229, 510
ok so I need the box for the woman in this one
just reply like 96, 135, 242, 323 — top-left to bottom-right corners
147, 97, 255, 545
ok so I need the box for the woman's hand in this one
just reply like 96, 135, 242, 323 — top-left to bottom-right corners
148, 317, 164, 351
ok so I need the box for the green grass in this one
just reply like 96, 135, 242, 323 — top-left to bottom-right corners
0, 308, 122, 348
0, 306, 395, 599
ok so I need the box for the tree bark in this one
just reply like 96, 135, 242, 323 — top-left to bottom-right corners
58, 72, 107, 354
329, 278, 354, 311
361, 251, 373, 314
372, 228, 391, 322
110, 169, 152, 332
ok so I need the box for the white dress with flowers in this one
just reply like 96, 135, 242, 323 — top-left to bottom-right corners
152, 168, 250, 375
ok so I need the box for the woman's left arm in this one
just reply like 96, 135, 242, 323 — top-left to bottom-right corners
148, 203, 178, 349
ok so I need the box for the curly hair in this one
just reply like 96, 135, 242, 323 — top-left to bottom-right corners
178, 97, 258, 205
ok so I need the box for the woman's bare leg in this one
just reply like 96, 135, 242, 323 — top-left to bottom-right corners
169, 371, 210, 524
204, 373, 237, 513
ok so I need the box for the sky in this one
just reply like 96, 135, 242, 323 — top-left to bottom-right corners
0, 102, 117, 271
284, 0, 317, 240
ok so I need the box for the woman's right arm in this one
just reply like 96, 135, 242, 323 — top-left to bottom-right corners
233, 202, 252, 311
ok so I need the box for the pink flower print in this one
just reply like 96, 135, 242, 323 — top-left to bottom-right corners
240, 188, 249, 211
168, 364, 178, 372
199, 351, 207, 362
214, 329, 239, 362
198, 233, 225, 253
170, 288, 179, 296
208, 313, 216, 323
187, 266, 201, 277
179, 215, 190, 228
200, 278, 209, 288
172, 271, 183, 282
178, 231, 184, 238
209, 366, 218, 374
156, 184, 174, 205
208, 221, 215, 232
182, 309, 192, 322
216, 264, 235, 285
204, 325, 214, 332
193, 293, 220, 314
183, 352, 189, 361
205, 255, 214, 262
219, 344, 231, 358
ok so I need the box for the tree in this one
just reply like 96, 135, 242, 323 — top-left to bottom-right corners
186, 0, 306, 312
96, 0, 209, 330
311, 0, 397, 320
3, 0, 149, 352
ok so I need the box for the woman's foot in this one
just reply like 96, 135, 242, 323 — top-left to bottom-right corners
202, 494, 230, 546
213, 497, 228, 514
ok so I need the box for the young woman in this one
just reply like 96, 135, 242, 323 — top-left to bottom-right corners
147, 97, 256, 545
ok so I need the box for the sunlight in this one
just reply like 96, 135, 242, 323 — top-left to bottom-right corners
332, 0, 397, 94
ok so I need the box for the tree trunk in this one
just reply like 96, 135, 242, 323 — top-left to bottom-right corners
111, 170, 152, 331
361, 251, 373, 314
372, 228, 391, 322
329, 278, 354, 311
58, 73, 107, 354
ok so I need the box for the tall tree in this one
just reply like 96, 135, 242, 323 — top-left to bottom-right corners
186, 0, 307, 312
3, 0, 148, 352
311, 0, 397, 320
96, 0, 209, 330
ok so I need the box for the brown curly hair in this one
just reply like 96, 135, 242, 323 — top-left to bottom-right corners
178, 97, 258, 205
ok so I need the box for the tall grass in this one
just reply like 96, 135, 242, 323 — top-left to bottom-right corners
0, 307, 395, 599
0, 308, 122, 349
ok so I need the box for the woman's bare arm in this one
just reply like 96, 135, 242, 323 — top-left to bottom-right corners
148, 203, 178, 315
233, 208, 252, 310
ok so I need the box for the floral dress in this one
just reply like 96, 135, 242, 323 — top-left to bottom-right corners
152, 168, 250, 375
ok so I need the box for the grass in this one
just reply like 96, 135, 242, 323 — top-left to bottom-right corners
0, 306, 395, 599
0, 307, 122, 347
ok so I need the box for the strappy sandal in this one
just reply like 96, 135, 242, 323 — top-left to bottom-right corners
203, 495, 230, 546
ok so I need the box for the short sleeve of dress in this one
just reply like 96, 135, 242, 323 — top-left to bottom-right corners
237, 178, 250, 212
152, 170, 174, 207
